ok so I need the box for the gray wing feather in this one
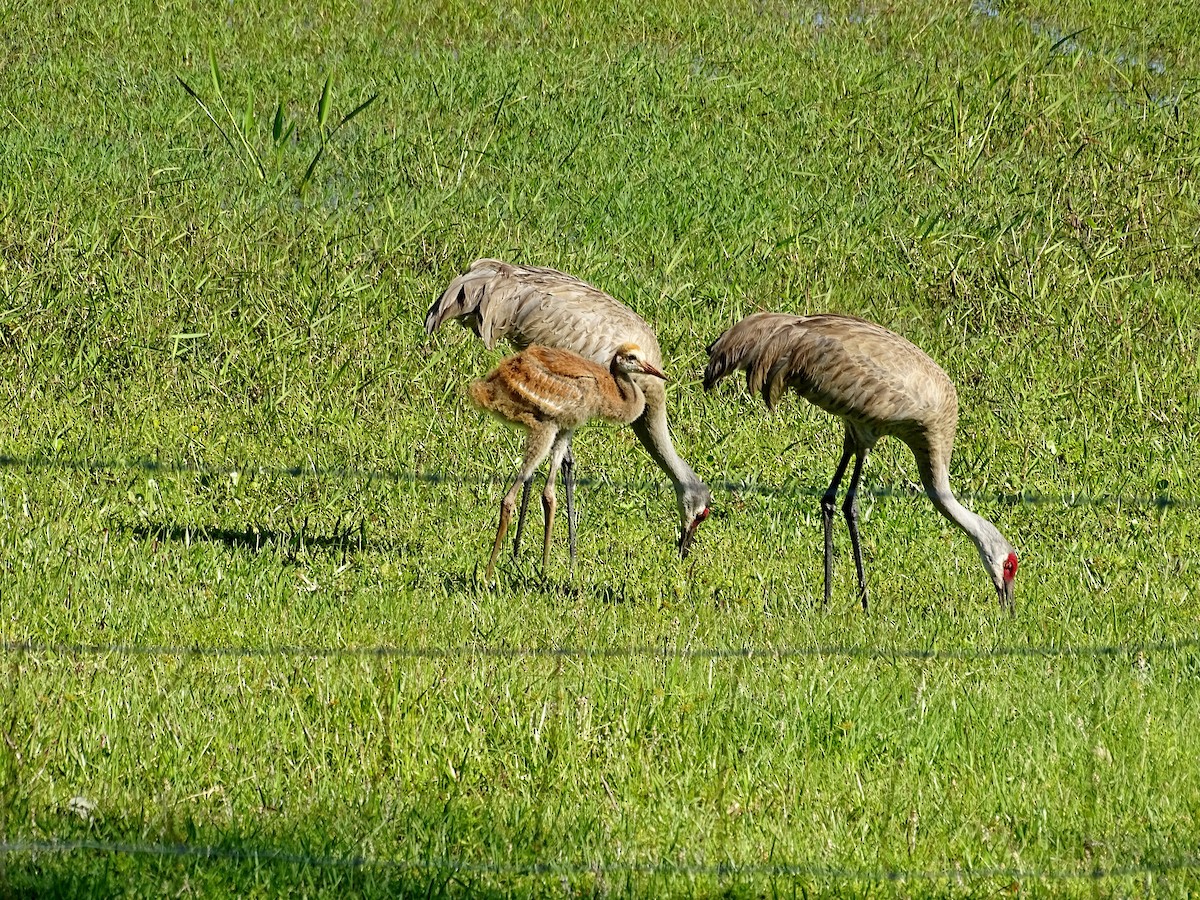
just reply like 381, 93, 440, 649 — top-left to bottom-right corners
705, 311, 956, 426
427, 258, 661, 365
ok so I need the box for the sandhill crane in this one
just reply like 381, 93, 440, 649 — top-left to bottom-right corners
704, 312, 1018, 611
427, 258, 712, 559
471, 343, 668, 581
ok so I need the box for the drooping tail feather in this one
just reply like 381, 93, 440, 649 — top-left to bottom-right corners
703, 312, 805, 408
425, 258, 508, 339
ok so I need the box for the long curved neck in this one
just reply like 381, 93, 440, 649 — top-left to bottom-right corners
601, 369, 648, 424
630, 380, 704, 494
917, 454, 1002, 557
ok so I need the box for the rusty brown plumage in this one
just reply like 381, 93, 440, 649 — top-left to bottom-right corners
472, 346, 660, 431
471, 343, 668, 582
428, 258, 712, 559
705, 312, 1018, 611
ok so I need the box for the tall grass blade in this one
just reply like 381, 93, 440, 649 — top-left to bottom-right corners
317, 75, 333, 132
300, 91, 377, 191
333, 93, 378, 132
300, 146, 326, 190
189, 56, 267, 181
242, 95, 254, 144
208, 51, 223, 95
176, 75, 241, 165
202, 56, 267, 181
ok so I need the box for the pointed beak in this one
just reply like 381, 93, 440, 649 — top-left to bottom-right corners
678, 521, 697, 559
677, 508, 710, 559
998, 578, 1015, 615
640, 361, 668, 381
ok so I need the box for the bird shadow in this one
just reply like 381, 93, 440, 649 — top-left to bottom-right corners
496, 572, 647, 606
122, 518, 371, 563
443, 556, 648, 605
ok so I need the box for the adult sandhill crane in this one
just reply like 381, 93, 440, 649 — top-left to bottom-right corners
471, 343, 668, 581
704, 311, 1018, 611
427, 258, 712, 560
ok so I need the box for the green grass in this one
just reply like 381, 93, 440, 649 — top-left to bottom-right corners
2, 0, 1200, 895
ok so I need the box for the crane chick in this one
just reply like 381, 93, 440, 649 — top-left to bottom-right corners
705, 312, 1018, 611
472, 343, 669, 582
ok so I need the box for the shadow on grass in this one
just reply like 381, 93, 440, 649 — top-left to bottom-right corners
1, 843, 515, 899
433, 555, 653, 606
120, 520, 422, 560
475, 571, 651, 607
1, 811, 640, 898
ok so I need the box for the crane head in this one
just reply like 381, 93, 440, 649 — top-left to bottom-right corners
998, 551, 1019, 610
979, 545, 1018, 613
677, 483, 712, 559
970, 521, 1018, 613
612, 344, 668, 381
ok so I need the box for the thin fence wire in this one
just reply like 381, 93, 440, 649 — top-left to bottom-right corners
1, 838, 1197, 884
0, 452, 1187, 510
3, 637, 1197, 661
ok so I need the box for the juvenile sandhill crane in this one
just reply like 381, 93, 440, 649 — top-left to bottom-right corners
427, 258, 712, 559
471, 343, 668, 581
704, 312, 1018, 611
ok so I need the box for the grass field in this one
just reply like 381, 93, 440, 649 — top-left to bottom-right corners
2, 0, 1200, 895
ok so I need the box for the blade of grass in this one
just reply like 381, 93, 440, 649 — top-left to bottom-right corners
300, 92, 378, 190
175, 75, 241, 165
317, 74, 333, 132
206, 53, 267, 180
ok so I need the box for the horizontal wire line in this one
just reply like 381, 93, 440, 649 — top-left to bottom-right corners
2, 839, 1197, 882
3, 638, 1197, 662
0, 453, 1186, 510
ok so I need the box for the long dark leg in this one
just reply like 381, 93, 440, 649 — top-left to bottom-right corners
485, 427, 556, 582
542, 432, 573, 577
842, 449, 869, 611
512, 480, 533, 558
820, 432, 856, 604
562, 443, 576, 565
